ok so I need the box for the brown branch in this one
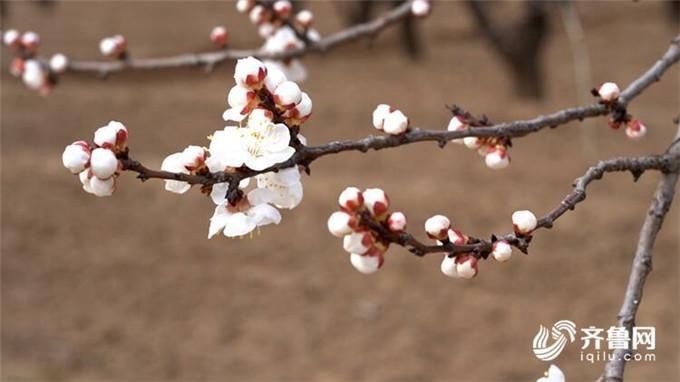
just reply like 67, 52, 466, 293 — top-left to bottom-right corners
53, 1, 414, 76
599, 125, 680, 382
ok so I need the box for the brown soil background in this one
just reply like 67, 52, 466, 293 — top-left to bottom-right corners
2, 2, 679, 381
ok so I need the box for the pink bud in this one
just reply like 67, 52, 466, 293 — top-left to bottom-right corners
90, 148, 118, 179
485, 146, 510, 170
411, 0, 431, 17
491, 240, 512, 262
210, 26, 228, 47
625, 119, 647, 140
3, 29, 20, 48
455, 255, 478, 279
425, 215, 450, 240
295, 10, 314, 27
383, 110, 409, 135
387, 211, 407, 232
440, 255, 459, 278
372, 104, 391, 131
363, 188, 390, 217
62, 141, 91, 174
598, 82, 620, 102
343, 231, 374, 255
273, 0, 292, 17
339, 187, 364, 211
234, 56, 267, 89
273, 81, 302, 108
512, 210, 537, 234
349, 252, 383, 274
327, 211, 355, 237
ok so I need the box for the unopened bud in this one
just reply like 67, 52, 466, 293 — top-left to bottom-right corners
363, 188, 390, 217
512, 210, 537, 234
425, 215, 450, 240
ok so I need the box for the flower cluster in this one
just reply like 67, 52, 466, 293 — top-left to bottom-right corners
3, 29, 67, 94
99, 35, 127, 59
236, 0, 320, 81
447, 112, 511, 170
328, 187, 406, 274
594, 82, 648, 140
61, 121, 128, 197
372, 104, 410, 135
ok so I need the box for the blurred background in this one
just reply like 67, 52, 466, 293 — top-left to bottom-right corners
1, 1, 679, 381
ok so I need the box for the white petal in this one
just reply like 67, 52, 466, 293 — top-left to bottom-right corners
210, 182, 229, 205
222, 212, 257, 237
208, 203, 232, 238
247, 203, 282, 226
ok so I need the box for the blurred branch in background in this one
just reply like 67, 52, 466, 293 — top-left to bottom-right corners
466, 0, 549, 99
599, 123, 680, 382
559, 0, 597, 160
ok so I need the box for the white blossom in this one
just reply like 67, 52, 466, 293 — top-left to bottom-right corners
327, 211, 354, 237
456, 255, 478, 279
372, 104, 391, 130
255, 167, 303, 209
90, 176, 115, 197
22, 60, 46, 90
49, 53, 69, 73
485, 147, 510, 170
90, 148, 118, 179
208, 188, 281, 238
263, 63, 287, 92
598, 82, 620, 102
343, 231, 373, 255
447, 115, 466, 144
512, 210, 537, 234
62, 141, 91, 174
273, 80, 302, 108
234, 56, 267, 89
383, 110, 409, 135
440, 255, 459, 278
492, 241, 512, 262
349, 253, 382, 274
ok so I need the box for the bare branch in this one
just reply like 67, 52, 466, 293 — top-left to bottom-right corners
58, 1, 414, 76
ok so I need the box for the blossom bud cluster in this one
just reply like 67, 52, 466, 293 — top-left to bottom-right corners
595, 82, 648, 140
99, 35, 127, 58
235, 0, 320, 82
328, 187, 405, 274
447, 114, 511, 170
61, 121, 128, 197
3, 29, 67, 94
372, 104, 410, 135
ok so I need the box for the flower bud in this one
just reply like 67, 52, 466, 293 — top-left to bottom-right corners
343, 231, 374, 255
296, 10, 314, 27
90, 148, 118, 179
447, 115, 466, 144
287, 92, 313, 121
455, 255, 478, 279
264, 65, 287, 92
598, 82, 620, 102
387, 211, 407, 232
22, 60, 46, 90
90, 176, 115, 197
273, 0, 292, 17
440, 255, 459, 278
327, 211, 355, 237
249, 5, 267, 25
491, 240, 512, 262
512, 210, 537, 234
258, 23, 275, 39
181, 145, 206, 170
210, 26, 228, 47
236, 0, 253, 13
363, 188, 390, 217
79, 169, 94, 194
485, 146, 510, 170
411, 0, 431, 17
234, 56, 267, 89
425, 215, 450, 240
372, 104, 391, 131
94, 121, 128, 149
463, 136, 481, 150
20, 31, 40, 51
49, 53, 69, 73
446, 228, 466, 245
3, 29, 20, 48
339, 186, 364, 211
349, 252, 383, 274
62, 141, 91, 174
625, 119, 647, 140
10, 58, 25, 77
99, 37, 117, 56
383, 110, 409, 135
273, 80, 302, 108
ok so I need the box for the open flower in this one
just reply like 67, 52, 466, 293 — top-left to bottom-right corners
255, 167, 303, 209
207, 121, 295, 172
208, 188, 281, 238
160, 146, 206, 194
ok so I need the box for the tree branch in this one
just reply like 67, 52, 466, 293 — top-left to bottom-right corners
57, 1, 414, 76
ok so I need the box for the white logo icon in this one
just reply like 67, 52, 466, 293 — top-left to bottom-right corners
533, 320, 577, 361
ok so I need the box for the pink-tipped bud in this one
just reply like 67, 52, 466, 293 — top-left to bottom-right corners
446, 228, 466, 245
90, 148, 119, 179
440, 255, 459, 278
411, 0, 431, 17
485, 146, 510, 170
49, 53, 69, 73
62, 141, 91, 174
383, 110, 409, 135
372, 104, 391, 131
625, 119, 647, 140
295, 10, 314, 27
598, 82, 620, 102
512, 210, 537, 235
3, 29, 20, 48
210, 26, 228, 47
180, 145, 206, 170
455, 255, 478, 279
273, 0, 292, 17
20, 31, 40, 51
273, 81, 302, 108
234, 56, 267, 89
343, 231, 374, 255
387, 211, 407, 232
491, 240, 512, 262
363, 188, 390, 217
425, 215, 450, 240
286, 92, 313, 121
339, 187, 364, 211
349, 252, 384, 274
94, 121, 128, 149
327, 211, 355, 237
